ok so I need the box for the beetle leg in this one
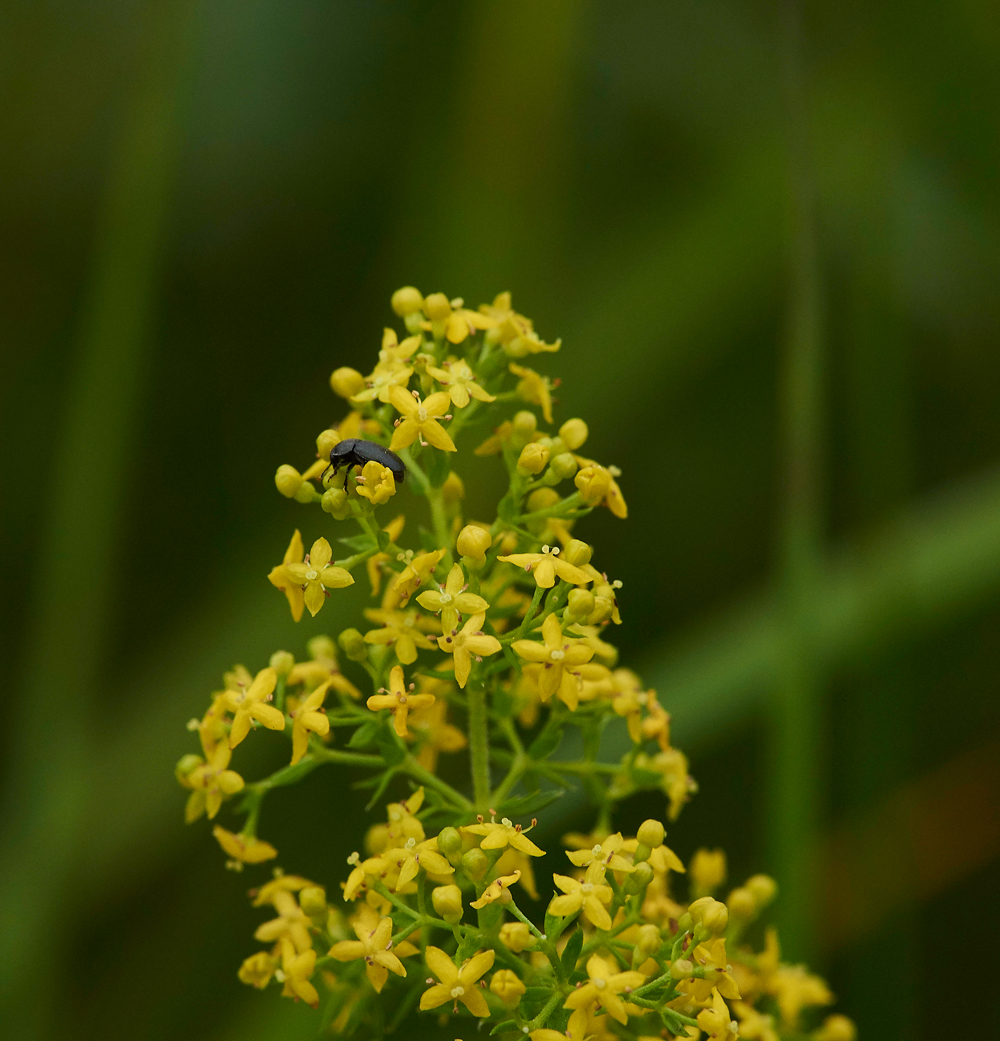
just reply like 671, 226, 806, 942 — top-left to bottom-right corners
343, 464, 354, 492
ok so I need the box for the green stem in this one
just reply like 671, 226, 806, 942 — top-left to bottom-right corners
467, 683, 491, 810
403, 754, 474, 811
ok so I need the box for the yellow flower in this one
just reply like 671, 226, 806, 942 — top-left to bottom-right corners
351, 359, 413, 404
391, 547, 446, 605
682, 938, 741, 1003
495, 847, 540, 899
511, 613, 594, 705
489, 969, 526, 1009
277, 936, 319, 1008
329, 913, 408, 993
212, 825, 278, 864
690, 848, 727, 898
416, 562, 490, 632
499, 921, 534, 953
267, 530, 306, 622
508, 362, 554, 424
363, 590, 440, 665
354, 459, 396, 505
290, 679, 331, 765
563, 953, 646, 1025
565, 832, 634, 873
388, 386, 456, 452
426, 358, 497, 408
186, 741, 244, 821
767, 964, 833, 1028
696, 988, 738, 1041
255, 885, 313, 954
419, 293, 496, 344
620, 836, 685, 875
225, 666, 284, 748
634, 748, 694, 821
548, 862, 614, 930
238, 951, 275, 989
381, 835, 454, 889
419, 946, 495, 1017
435, 613, 502, 688
733, 1002, 780, 1041
284, 537, 355, 617
378, 327, 421, 364
575, 457, 627, 518
498, 545, 590, 589
463, 814, 544, 857
813, 1014, 857, 1041
367, 664, 435, 739
470, 870, 521, 909
479, 293, 560, 356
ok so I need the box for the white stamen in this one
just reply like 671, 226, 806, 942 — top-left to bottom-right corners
550, 649, 565, 661
305, 569, 318, 581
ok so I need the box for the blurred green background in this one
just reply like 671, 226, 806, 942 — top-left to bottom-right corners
3, 1, 1000, 1038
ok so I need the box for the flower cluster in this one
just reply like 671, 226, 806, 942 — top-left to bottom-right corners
177, 288, 854, 1040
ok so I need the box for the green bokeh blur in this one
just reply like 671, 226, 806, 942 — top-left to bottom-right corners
3, 2, 1000, 1039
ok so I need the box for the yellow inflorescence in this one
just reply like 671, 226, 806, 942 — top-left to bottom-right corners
176, 287, 852, 1039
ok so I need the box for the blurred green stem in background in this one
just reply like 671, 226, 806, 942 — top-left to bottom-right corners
0, 1, 198, 1035
771, 0, 825, 962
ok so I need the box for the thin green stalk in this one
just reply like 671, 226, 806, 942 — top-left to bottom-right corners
467, 683, 491, 810
403, 754, 474, 812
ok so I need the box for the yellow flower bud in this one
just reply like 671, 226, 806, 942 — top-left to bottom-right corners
815, 1015, 857, 1041
636, 924, 662, 957
637, 819, 666, 849
457, 524, 491, 564
338, 628, 369, 662
437, 826, 463, 860
565, 588, 595, 622
441, 470, 465, 505
330, 366, 365, 399
575, 464, 611, 505
461, 847, 488, 880
625, 860, 654, 894
746, 873, 777, 909
294, 480, 318, 504
561, 539, 593, 566
423, 292, 452, 321
526, 487, 560, 513
547, 452, 578, 481
316, 428, 340, 459
269, 650, 295, 676
690, 848, 727, 897
726, 886, 755, 920
321, 487, 351, 520
308, 635, 336, 661
587, 596, 614, 624
688, 896, 729, 935
300, 886, 327, 918
175, 754, 203, 786
499, 921, 534, 953
489, 969, 526, 1009
238, 951, 275, 989
275, 464, 303, 498
391, 285, 424, 317
431, 884, 464, 923
511, 409, 538, 446
559, 417, 589, 450
517, 442, 550, 475
670, 958, 694, 980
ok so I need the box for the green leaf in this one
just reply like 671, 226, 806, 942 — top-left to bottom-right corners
364, 768, 398, 811
497, 788, 563, 818
544, 912, 562, 938
339, 534, 376, 553
376, 527, 391, 551
490, 1021, 518, 1036
347, 720, 381, 748
375, 724, 406, 767
528, 721, 564, 761
560, 926, 583, 972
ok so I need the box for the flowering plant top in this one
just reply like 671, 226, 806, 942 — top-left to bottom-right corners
176, 287, 854, 1040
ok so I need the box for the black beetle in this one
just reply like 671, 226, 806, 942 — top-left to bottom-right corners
325, 439, 406, 491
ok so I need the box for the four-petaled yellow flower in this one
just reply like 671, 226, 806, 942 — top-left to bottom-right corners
378, 327, 421, 364
212, 825, 277, 864
548, 862, 615, 930
416, 562, 490, 632
563, 953, 646, 1025
268, 529, 306, 621
329, 914, 408, 993
351, 359, 413, 404
498, 545, 590, 589
388, 386, 456, 452
254, 883, 313, 953
426, 358, 497, 409
186, 740, 244, 821
290, 678, 331, 764
696, 988, 738, 1041
391, 547, 446, 605
464, 815, 545, 857
511, 613, 594, 705
434, 613, 502, 688
683, 938, 741, 1003
509, 362, 554, 423
354, 460, 396, 505
284, 537, 355, 617
277, 936, 319, 1008
225, 666, 284, 748
363, 598, 439, 665
565, 832, 635, 873
367, 664, 435, 738
382, 835, 454, 889
419, 946, 495, 1017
